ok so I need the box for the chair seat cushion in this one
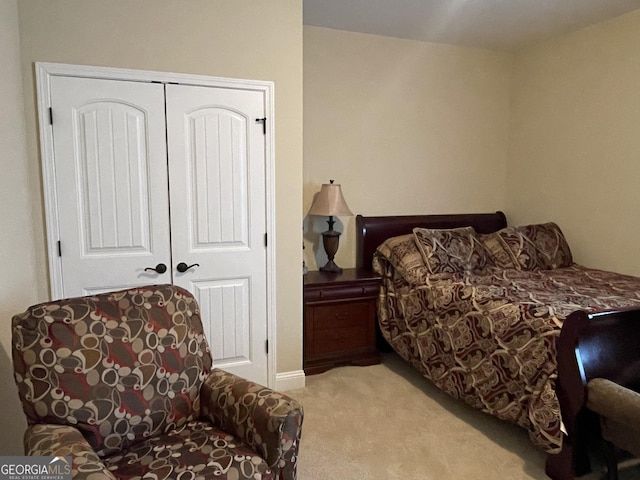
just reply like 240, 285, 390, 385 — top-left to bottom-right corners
103, 420, 274, 480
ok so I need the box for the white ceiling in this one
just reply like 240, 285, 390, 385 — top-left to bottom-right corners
303, 0, 640, 52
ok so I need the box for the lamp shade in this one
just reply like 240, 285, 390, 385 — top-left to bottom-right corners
307, 181, 353, 217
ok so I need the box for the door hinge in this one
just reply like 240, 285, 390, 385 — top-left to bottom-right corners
265, 339, 269, 354
49, 107, 53, 125
264, 232, 268, 247
57, 240, 62, 257
255, 117, 266, 135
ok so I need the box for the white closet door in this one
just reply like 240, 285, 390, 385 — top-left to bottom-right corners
165, 84, 269, 384
50, 76, 171, 296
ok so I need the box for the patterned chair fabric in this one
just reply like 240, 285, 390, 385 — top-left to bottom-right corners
12, 284, 303, 480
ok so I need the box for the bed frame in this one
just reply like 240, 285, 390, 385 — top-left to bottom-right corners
355, 211, 640, 480
550, 308, 640, 479
355, 211, 508, 270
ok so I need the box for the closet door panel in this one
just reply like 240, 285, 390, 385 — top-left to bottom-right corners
189, 107, 248, 247
166, 84, 268, 384
50, 76, 171, 296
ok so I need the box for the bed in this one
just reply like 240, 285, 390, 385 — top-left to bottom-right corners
356, 211, 640, 479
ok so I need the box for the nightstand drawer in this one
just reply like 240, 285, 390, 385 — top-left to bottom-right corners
310, 301, 370, 330
304, 284, 379, 302
312, 325, 368, 355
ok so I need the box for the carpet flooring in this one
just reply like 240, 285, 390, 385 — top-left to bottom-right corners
287, 353, 640, 480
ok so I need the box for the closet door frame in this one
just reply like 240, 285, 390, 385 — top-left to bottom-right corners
36, 62, 277, 386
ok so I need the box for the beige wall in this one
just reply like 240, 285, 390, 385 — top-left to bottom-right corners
0, 0, 37, 456
305, 14, 640, 275
508, 9, 640, 275
303, 27, 512, 270
1, 0, 302, 454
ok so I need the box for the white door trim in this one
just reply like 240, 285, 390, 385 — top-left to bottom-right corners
36, 62, 277, 388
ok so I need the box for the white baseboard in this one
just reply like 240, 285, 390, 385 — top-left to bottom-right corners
275, 370, 305, 391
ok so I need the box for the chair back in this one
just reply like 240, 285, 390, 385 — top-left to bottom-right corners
12, 284, 212, 457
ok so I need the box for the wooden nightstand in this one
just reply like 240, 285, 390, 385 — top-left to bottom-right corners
303, 268, 381, 375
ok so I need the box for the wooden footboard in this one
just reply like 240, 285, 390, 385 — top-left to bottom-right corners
547, 307, 640, 479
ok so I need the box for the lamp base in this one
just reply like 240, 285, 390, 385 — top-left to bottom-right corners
319, 229, 342, 273
320, 260, 343, 274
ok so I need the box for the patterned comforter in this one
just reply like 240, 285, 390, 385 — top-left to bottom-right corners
373, 224, 640, 453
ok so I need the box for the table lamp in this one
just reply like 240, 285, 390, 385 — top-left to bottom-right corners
307, 180, 353, 273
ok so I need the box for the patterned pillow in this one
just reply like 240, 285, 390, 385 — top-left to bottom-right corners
375, 234, 430, 284
412, 227, 490, 274
483, 222, 573, 270
480, 232, 518, 269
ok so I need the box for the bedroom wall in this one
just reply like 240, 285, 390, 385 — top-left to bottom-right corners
508, 8, 640, 275
0, 0, 39, 456
2, 0, 302, 454
303, 26, 513, 270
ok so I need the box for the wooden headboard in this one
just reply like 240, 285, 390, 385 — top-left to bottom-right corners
355, 211, 507, 270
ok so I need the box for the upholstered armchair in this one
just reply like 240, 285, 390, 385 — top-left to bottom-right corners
12, 284, 303, 480
587, 378, 640, 480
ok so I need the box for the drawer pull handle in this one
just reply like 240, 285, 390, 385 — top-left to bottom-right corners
335, 313, 349, 321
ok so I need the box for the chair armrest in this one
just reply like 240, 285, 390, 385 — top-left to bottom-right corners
24, 424, 117, 480
200, 368, 304, 480
587, 378, 640, 430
